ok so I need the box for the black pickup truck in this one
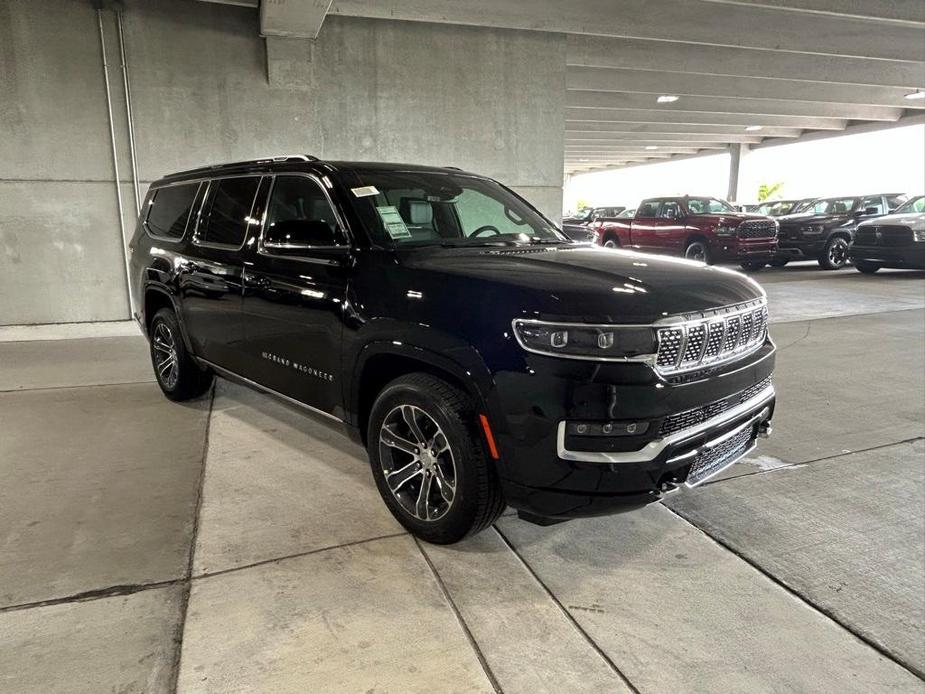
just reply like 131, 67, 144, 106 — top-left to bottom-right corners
130, 155, 776, 543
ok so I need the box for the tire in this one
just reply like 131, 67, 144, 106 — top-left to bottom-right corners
149, 308, 213, 401
684, 240, 711, 264
769, 258, 790, 267
603, 238, 619, 249
740, 261, 766, 272
818, 236, 849, 270
855, 261, 881, 274
367, 373, 505, 544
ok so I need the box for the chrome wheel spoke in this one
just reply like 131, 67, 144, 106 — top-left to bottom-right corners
415, 472, 433, 520
433, 465, 455, 504
153, 337, 172, 353
386, 460, 423, 492
380, 425, 420, 456
401, 405, 428, 445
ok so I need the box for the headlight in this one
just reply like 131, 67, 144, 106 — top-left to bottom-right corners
800, 224, 824, 235
715, 225, 736, 236
914, 229, 925, 242
512, 319, 656, 361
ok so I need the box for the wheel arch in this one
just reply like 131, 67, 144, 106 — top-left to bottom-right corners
350, 342, 492, 447
142, 283, 194, 353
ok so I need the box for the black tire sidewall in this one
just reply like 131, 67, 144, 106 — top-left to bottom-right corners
686, 241, 711, 264
367, 377, 487, 544
149, 308, 210, 401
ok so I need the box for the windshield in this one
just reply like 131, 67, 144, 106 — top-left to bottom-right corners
347, 170, 565, 247
895, 195, 924, 214
686, 197, 736, 214
793, 199, 817, 213
759, 200, 796, 216
808, 197, 859, 215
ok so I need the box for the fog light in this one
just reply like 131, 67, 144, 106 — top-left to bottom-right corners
566, 421, 649, 436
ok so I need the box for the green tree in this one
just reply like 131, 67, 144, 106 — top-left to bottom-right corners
576, 198, 590, 210
757, 182, 783, 202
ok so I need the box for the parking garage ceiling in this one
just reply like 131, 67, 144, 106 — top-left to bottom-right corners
202, 0, 925, 175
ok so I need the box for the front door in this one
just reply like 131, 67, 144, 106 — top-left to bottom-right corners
240, 173, 351, 418
178, 175, 263, 369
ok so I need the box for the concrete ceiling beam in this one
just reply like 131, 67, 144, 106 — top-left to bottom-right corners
566, 132, 765, 143
566, 91, 904, 121
565, 36, 925, 89
261, 0, 333, 38
565, 107, 846, 130
565, 121, 802, 138
567, 66, 925, 110
698, 0, 925, 25
330, 0, 925, 62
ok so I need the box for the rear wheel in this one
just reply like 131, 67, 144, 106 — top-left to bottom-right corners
769, 258, 790, 267
149, 308, 213, 401
740, 261, 766, 272
818, 236, 849, 270
855, 261, 881, 274
684, 240, 711, 264
367, 373, 505, 544
603, 237, 619, 249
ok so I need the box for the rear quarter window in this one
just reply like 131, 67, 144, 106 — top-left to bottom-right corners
145, 183, 200, 240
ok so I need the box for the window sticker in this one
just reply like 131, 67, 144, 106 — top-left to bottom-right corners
376, 205, 412, 240
351, 185, 380, 197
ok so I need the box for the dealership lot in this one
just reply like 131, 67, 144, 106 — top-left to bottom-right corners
2, 264, 923, 693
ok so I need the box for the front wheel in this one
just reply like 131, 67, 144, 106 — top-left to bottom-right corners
818, 236, 849, 270
367, 373, 505, 544
855, 261, 881, 274
603, 237, 619, 249
149, 308, 213, 401
684, 240, 712, 264
740, 261, 766, 272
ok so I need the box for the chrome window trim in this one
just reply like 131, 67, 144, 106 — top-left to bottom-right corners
555, 383, 774, 464
142, 181, 203, 244
256, 173, 353, 257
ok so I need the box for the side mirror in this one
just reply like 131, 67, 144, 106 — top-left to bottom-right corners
264, 219, 341, 249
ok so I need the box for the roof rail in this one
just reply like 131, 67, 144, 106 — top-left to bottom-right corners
165, 154, 320, 179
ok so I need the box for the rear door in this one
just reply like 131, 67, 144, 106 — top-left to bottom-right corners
651, 200, 688, 255
239, 173, 351, 418
179, 175, 262, 369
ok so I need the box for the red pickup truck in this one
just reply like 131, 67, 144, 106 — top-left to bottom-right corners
590, 196, 778, 270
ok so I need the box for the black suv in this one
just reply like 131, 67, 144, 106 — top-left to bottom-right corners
131, 155, 776, 543
774, 193, 906, 269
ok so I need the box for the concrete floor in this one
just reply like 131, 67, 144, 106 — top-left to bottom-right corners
1, 263, 923, 693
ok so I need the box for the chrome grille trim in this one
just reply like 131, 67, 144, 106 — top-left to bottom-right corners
655, 298, 768, 375
659, 376, 772, 437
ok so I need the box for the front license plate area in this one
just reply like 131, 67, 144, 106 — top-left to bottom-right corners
685, 424, 756, 487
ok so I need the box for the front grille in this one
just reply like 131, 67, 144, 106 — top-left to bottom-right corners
686, 426, 754, 486
654, 299, 768, 375
737, 220, 777, 240
659, 376, 772, 437
855, 225, 914, 247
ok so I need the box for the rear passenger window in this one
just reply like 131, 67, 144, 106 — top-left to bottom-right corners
198, 177, 261, 247
145, 183, 199, 239
637, 201, 660, 217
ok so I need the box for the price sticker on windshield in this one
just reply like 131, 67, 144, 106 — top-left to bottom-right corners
376, 206, 412, 240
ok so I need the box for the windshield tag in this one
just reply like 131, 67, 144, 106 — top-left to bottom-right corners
352, 186, 380, 197
376, 205, 412, 240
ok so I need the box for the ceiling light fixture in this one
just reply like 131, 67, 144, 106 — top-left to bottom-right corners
645, 145, 658, 150
904, 90, 925, 101
745, 125, 764, 131
656, 95, 679, 104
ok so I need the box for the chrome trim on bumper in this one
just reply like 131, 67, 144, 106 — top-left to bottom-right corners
677, 411, 767, 488
556, 383, 774, 464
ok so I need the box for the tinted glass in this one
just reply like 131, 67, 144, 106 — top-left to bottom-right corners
146, 183, 199, 239
810, 197, 858, 215
860, 196, 885, 214
686, 198, 735, 214
199, 177, 261, 247
637, 201, 660, 217
264, 176, 346, 246
659, 201, 681, 219
348, 171, 564, 247
896, 195, 924, 213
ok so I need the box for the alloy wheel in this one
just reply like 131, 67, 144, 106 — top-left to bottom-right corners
152, 322, 179, 390
686, 243, 707, 262
828, 238, 848, 267
378, 404, 457, 522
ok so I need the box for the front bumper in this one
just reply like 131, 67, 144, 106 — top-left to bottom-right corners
491, 342, 776, 518
713, 239, 777, 262
848, 244, 925, 269
775, 235, 825, 260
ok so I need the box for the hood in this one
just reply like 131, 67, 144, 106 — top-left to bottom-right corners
690, 212, 767, 224
858, 212, 925, 231
398, 245, 765, 324
778, 212, 854, 227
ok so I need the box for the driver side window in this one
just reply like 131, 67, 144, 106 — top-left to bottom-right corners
860, 196, 884, 215
659, 201, 681, 219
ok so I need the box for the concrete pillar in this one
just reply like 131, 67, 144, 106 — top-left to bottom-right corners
727, 143, 749, 202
